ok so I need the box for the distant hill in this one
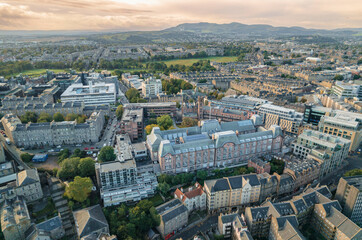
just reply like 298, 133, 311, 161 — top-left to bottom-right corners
164, 22, 361, 36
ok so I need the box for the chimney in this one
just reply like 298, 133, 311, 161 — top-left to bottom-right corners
89, 81, 93, 93
212, 134, 215, 140
236, 130, 239, 136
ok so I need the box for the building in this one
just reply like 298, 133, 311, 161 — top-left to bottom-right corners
15, 169, 43, 202
218, 213, 248, 239
258, 104, 303, 136
0, 196, 31, 240
283, 158, 321, 190
335, 176, 362, 226
174, 182, 206, 212
332, 81, 362, 99
257, 173, 278, 203
2, 112, 104, 148
142, 77, 162, 97
120, 108, 144, 142
203, 174, 261, 212
96, 160, 157, 206
61, 82, 116, 106
274, 173, 295, 197
292, 130, 350, 178
303, 105, 331, 126
36, 216, 65, 240
269, 215, 306, 240
248, 158, 271, 174
73, 205, 110, 239
156, 199, 188, 238
147, 117, 283, 174
123, 102, 177, 118
318, 112, 362, 152
312, 201, 362, 240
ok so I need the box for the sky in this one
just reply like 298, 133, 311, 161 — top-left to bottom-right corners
0, 0, 361, 31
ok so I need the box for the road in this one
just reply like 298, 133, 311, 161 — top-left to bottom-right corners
0, 135, 29, 170
170, 215, 218, 240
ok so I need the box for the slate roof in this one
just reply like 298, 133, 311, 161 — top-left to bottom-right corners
73, 205, 108, 238
242, 174, 260, 187
205, 178, 230, 193
227, 176, 243, 189
36, 216, 63, 232
156, 199, 188, 223
220, 213, 239, 224
239, 230, 254, 240
250, 206, 270, 220
16, 169, 40, 186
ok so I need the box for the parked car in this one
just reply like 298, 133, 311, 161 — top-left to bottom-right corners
76, 144, 82, 147
56, 145, 61, 149
48, 149, 55, 152
93, 153, 97, 158
84, 147, 89, 150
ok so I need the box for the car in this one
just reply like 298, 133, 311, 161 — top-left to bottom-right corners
103, 143, 107, 147
56, 145, 61, 148
55, 149, 60, 152
84, 147, 89, 150
90, 147, 94, 149
87, 151, 93, 155
76, 144, 82, 147
48, 149, 55, 152
93, 153, 97, 158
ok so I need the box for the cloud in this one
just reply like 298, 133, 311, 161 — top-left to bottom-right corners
0, 0, 361, 31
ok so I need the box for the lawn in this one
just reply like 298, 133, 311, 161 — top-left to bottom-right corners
20, 68, 67, 76
148, 193, 165, 207
161, 56, 238, 66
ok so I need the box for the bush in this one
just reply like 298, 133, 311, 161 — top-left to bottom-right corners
21, 153, 34, 163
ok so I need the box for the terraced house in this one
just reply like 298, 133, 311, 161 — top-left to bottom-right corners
146, 116, 283, 173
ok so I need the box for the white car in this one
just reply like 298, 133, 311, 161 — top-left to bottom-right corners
76, 144, 82, 147
56, 145, 61, 149
48, 149, 55, 152
93, 153, 97, 158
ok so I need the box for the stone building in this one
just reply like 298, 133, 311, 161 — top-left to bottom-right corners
15, 169, 43, 202
174, 182, 206, 213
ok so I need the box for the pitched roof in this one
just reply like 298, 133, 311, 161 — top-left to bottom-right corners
73, 205, 108, 238
16, 169, 39, 186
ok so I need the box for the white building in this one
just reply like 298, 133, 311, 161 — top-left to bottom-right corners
61, 82, 116, 106
141, 77, 162, 97
332, 81, 362, 99
174, 182, 206, 212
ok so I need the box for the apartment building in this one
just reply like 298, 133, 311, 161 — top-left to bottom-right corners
217, 213, 249, 239
312, 201, 362, 240
303, 105, 332, 126
141, 77, 162, 97
258, 104, 304, 135
203, 174, 261, 212
147, 117, 283, 174
318, 112, 362, 151
248, 158, 271, 174
15, 169, 43, 202
96, 160, 157, 206
0, 196, 31, 240
283, 159, 321, 190
120, 108, 144, 142
124, 102, 177, 117
269, 215, 305, 240
257, 173, 278, 203
292, 130, 350, 178
335, 176, 362, 226
332, 81, 362, 99
61, 82, 116, 106
1, 112, 104, 148
156, 199, 188, 238
174, 182, 206, 212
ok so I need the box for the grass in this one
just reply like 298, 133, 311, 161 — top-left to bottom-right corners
149, 193, 164, 207
160, 56, 238, 66
20, 68, 67, 76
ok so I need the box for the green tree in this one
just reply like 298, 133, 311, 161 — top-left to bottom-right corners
57, 157, 80, 179
344, 169, 362, 177
65, 113, 78, 121
20, 153, 34, 163
71, 148, 86, 158
53, 112, 64, 122
196, 170, 208, 181
156, 115, 173, 130
98, 146, 116, 162
65, 176, 92, 202
157, 182, 170, 196
20, 112, 38, 123
181, 117, 198, 128
125, 88, 140, 101
78, 157, 95, 177
115, 105, 124, 120
333, 74, 344, 80
37, 112, 52, 123
58, 148, 70, 163
216, 93, 225, 100
175, 101, 181, 108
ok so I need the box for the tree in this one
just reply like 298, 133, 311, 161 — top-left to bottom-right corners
157, 115, 173, 130
58, 148, 70, 163
115, 105, 124, 120
300, 97, 307, 103
71, 148, 86, 158
333, 74, 344, 81
37, 112, 52, 123
65, 176, 92, 202
181, 117, 198, 128
125, 88, 140, 101
78, 157, 95, 177
65, 113, 78, 121
344, 169, 362, 177
157, 182, 170, 196
20, 112, 38, 123
175, 101, 181, 108
216, 93, 225, 100
98, 146, 116, 162
57, 157, 80, 179
20, 153, 34, 163
196, 170, 208, 181
53, 112, 64, 122
145, 124, 158, 135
